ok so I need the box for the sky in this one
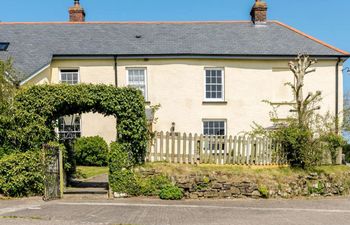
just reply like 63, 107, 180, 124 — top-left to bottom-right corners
0, 0, 349, 93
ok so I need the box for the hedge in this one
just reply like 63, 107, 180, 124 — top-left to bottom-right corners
0, 150, 44, 197
3, 84, 148, 164
108, 142, 138, 194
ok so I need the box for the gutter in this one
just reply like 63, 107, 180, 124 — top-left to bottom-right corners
52, 53, 350, 60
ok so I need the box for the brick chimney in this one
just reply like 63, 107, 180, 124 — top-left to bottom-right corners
69, 0, 86, 22
250, 0, 267, 24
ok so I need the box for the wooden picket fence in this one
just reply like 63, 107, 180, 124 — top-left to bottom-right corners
146, 132, 287, 165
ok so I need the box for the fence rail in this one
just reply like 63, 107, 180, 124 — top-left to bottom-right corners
146, 132, 287, 165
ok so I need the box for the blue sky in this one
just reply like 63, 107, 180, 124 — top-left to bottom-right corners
1, 0, 349, 93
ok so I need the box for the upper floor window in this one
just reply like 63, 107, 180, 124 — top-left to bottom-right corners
203, 120, 226, 136
60, 69, 79, 85
205, 68, 224, 101
127, 68, 147, 100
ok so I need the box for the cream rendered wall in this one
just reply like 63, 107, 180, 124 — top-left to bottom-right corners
117, 59, 340, 135
26, 67, 51, 85
26, 58, 341, 138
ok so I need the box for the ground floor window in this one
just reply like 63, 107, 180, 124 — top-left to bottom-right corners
203, 120, 226, 136
58, 114, 81, 140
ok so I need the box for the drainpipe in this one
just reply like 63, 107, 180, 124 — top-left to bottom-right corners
335, 57, 341, 134
114, 55, 118, 87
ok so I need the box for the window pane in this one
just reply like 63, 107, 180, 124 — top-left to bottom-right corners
61, 70, 79, 85
58, 114, 81, 140
205, 69, 223, 100
203, 120, 226, 136
128, 69, 146, 99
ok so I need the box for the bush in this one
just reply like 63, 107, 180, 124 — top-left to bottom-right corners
274, 125, 311, 167
321, 133, 346, 164
159, 185, 183, 200
109, 142, 137, 194
258, 185, 269, 198
344, 144, 350, 163
0, 150, 44, 197
74, 136, 108, 166
137, 175, 172, 196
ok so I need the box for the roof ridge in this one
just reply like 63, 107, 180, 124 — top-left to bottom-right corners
0, 20, 252, 25
272, 20, 349, 55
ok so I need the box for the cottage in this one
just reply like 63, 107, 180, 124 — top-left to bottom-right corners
0, 0, 348, 143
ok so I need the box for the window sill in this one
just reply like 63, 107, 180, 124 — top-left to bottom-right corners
202, 101, 227, 105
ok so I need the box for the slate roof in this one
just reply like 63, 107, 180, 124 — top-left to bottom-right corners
0, 21, 348, 81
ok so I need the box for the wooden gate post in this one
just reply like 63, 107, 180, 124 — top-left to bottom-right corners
59, 147, 64, 199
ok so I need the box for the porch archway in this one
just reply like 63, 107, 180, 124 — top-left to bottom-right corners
14, 84, 148, 164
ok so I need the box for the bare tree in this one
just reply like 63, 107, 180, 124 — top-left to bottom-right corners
287, 54, 321, 128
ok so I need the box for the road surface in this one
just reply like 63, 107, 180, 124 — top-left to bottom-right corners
1, 197, 350, 225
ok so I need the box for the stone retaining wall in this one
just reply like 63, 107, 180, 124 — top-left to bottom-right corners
138, 169, 350, 199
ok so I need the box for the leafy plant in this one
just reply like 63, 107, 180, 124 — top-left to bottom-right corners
109, 142, 138, 195
0, 58, 19, 113
74, 136, 108, 166
258, 185, 269, 198
159, 185, 183, 200
344, 144, 350, 163
321, 133, 346, 164
0, 150, 44, 197
137, 175, 172, 196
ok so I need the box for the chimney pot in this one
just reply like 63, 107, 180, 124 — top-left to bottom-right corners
69, 0, 86, 22
250, 0, 268, 24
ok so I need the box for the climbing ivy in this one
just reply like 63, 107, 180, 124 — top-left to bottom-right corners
4, 84, 148, 164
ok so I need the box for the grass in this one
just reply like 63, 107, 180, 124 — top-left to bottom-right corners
76, 166, 108, 179
139, 162, 350, 184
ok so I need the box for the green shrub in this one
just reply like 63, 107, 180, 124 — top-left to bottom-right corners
321, 133, 346, 164
137, 175, 172, 196
74, 136, 108, 166
344, 144, 350, 163
0, 150, 44, 197
109, 142, 137, 194
159, 185, 183, 200
258, 185, 269, 198
273, 124, 322, 168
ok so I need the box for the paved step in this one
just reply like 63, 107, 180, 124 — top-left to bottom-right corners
70, 180, 108, 188
64, 187, 108, 195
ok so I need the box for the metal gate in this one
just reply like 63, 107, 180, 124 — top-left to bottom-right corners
42, 144, 64, 201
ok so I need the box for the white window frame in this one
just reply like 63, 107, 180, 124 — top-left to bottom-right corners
126, 67, 148, 101
59, 68, 80, 84
202, 119, 227, 136
58, 115, 82, 140
204, 68, 225, 102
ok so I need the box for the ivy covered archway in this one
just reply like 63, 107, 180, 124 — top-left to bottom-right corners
12, 84, 148, 164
